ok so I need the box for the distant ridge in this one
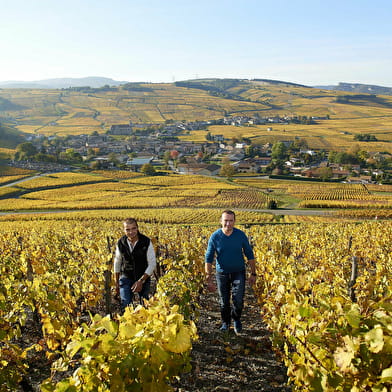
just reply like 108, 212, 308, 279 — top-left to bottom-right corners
2, 77, 392, 94
0, 76, 129, 89
315, 82, 392, 95
252, 78, 310, 88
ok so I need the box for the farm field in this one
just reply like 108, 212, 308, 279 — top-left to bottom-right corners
0, 216, 390, 391
183, 117, 392, 152
0, 170, 392, 221
1, 79, 392, 153
0, 166, 391, 390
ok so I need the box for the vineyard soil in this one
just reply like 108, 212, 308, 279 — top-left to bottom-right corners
173, 288, 292, 392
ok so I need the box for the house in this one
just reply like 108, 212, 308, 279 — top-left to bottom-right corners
300, 149, 316, 156
233, 158, 262, 173
234, 161, 257, 173
212, 134, 224, 142
92, 157, 112, 169
331, 169, 351, 179
228, 152, 245, 161
177, 163, 207, 175
346, 176, 372, 184
126, 157, 154, 171
255, 157, 272, 168
109, 124, 133, 135
235, 143, 246, 149
177, 163, 220, 176
196, 164, 221, 176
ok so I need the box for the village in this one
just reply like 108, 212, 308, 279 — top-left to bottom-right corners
10, 114, 391, 184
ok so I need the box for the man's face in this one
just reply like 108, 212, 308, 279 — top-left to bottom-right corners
124, 222, 138, 240
221, 212, 235, 233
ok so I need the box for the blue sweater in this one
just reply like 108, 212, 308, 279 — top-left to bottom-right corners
205, 227, 254, 273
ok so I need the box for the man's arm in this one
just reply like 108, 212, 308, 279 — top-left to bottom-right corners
205, 262, 216, 292
132, 241, 156, 293
113, 245, 122, 297
247, 258, 257, 285
205, 235, 217, 291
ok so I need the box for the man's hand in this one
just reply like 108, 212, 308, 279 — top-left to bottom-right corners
205, 275, 216, 292
114, 285, 120, 301
131, 280, 143, 293
248, 274, 256, 286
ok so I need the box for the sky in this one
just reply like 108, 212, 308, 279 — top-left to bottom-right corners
1, 0, 391, 87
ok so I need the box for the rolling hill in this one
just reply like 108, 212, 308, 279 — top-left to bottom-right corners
0, 78, 392, 153
316, 82, 392, 95
0, 124, 26, 148
0, 76, 128, 89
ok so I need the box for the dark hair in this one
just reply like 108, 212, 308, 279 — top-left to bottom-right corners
123, 218, 138, 226
221, 210, 235, 219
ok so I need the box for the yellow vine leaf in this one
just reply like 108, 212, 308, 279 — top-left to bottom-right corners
365, 325, 384, 353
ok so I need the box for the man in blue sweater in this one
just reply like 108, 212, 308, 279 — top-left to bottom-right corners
205, 210, 256, 334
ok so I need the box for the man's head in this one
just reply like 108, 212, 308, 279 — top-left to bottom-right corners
220, 210, 235, 234
123, 218, 139, 241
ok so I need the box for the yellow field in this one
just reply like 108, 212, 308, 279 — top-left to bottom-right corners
0, 214, 390, 390
0, 207, 274, 225
0, 175, 30, 186
0, 170, 390, 222
1, 81, 392, 153
0, 165, 35, 176
0, 147, 15, 159
0, 171, 277, 212
185, 117, 392, 151
15, 172, 111, 189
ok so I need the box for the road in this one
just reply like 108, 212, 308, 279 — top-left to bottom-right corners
0, 173, 46, 188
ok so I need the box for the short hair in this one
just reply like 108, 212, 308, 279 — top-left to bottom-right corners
123, 218, 138, 226
221, 210, 235, 219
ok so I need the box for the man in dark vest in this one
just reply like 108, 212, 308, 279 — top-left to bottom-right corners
114, 218, 156, 312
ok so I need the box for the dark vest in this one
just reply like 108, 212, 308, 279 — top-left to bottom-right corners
117, 233, 150, 280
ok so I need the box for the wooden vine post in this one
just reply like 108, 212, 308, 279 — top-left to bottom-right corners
19, 236, 40, 323
104, 236, 113, 316
348, 256, 358, 302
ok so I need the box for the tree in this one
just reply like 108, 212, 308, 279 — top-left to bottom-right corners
90, 160, 102, 170
108, 152, 120, 166
60, 148, 82, 163
87, 148, 97, 160
34, 153, 56, 162
195, 151, 203, 162
348, 144, 361, 156
141, 163, 156, 176
231, 137, 239, 146
170, 150, 179, 160
334, 152, 358, 165
292, 138, 308, 151
162, 150, 171, 169
220, 163, 235, 179
245, 145, 255, 157
14, 142, 38, 161
357, 150, 369, 163
267, 200, 277, 209
271, 142, 288, 160
316, 167, 333, 181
